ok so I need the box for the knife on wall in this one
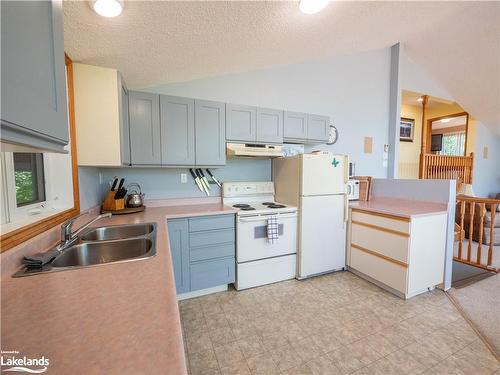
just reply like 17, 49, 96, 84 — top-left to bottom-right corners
189, 169, 204, 193
206, 169, 222, 188
198, 169, 211, 191
195, 169, 210, 196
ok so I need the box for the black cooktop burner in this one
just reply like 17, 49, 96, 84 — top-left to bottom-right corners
262, 202, 276, 206
233, 204, 250, 208
268, 204, 286, 209
240, 207, 256, 211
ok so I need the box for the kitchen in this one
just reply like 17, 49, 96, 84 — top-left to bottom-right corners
2, 1, 499, 375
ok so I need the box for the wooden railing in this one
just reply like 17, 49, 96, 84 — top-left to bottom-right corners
455, 195, 499, 272
420, 152, 474, 184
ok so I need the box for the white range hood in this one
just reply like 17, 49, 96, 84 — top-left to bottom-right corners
226, 142, 284, 158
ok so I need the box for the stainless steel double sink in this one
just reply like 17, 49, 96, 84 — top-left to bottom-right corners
14, 223, 157, 277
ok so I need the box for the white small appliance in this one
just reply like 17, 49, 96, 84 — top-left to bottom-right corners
226, 142, 284, 158
222, 181, 297, 290
347, 180, 360, 200
273, 152, 349, 279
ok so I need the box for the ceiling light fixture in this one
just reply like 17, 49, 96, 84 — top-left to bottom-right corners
299, 0, 330, 14
440, 118, 451, 123
93, 0, 123, 18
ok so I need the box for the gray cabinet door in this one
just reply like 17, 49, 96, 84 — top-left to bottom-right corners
284, 111, 308, 141
167, 219, 190, 294
118, 75, 131, 165
1, 0, 69, 152
256, 108, 283, 144
307, 114, 330, 142
160, 95, 195, 166
195, 100, 226, 166
129, 91, 161, 165
226, 104, 257, 142
190, 257, 235, 291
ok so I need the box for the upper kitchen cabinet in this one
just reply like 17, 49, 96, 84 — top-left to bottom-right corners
227, 104, 283, 144
73, 64, 131, 166
160, 95, 195, 166
1, 0, 69, 152
307, 114, 330, 142
284, 111, 330, 144
129, 91, 162, 165
226, 104, 257, 143
284, 111, 308, 142
256, 108, 283, 144
195, 100, 226, 166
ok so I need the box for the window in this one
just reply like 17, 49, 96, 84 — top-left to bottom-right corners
0, 150, 74, 232
13, 153, 46, 207
441, 132, 466, 156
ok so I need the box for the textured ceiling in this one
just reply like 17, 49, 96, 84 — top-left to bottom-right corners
63, 1, 500, 134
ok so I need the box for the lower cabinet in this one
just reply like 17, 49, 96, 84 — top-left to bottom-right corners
348, 209, 447, 299
167, 214, 235, 295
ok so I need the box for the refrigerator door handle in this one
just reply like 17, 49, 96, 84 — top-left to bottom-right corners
344, 195, 349, 224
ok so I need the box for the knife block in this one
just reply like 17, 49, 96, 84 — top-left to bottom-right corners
102, 191, 125, 211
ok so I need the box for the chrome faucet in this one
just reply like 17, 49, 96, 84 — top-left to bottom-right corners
59, 212, 112, 249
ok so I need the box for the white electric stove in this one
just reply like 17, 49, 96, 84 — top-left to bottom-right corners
222, 182, 298, 290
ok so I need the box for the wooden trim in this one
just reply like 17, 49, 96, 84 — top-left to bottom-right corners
0, 54, 81, 252
351, 208, 411, 222
456, 195, 500, 204
453, 258, 498, 273
351, 243, 409, 268
419, 110, 469, 177
351, 220, 410, 237
418, 95, 428, 178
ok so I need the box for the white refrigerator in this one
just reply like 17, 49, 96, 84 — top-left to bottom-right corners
273, 152, 349, 279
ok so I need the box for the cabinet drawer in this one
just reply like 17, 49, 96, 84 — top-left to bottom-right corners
351, 247, 407, 294
190, 257, 235, 291
190, 243, 235, 262
190, 229, 234, 248
351, 210, 410, 234
351, 222, 409, 263
189, 214, 234, 232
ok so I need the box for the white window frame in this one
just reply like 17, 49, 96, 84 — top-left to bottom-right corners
1, 152, 49, 220
0, 150, 74, 233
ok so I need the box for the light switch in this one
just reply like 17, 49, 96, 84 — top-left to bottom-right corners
483, 146, 489, 159
364, 137, 373, 154
181, 173, 187, 183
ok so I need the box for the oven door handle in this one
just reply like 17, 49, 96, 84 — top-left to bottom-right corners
238, 213, 297, 222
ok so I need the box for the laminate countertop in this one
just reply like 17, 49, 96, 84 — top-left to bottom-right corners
350, 197, 448, 219
1, 203, 235, 375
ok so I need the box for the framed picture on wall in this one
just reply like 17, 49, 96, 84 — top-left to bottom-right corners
400, 117, 414, 142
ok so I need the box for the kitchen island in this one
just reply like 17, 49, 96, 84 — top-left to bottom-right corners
348, 197, 448, 299
1, 200, 235, 375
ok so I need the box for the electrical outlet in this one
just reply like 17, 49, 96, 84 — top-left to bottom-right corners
181, 173, 187, 184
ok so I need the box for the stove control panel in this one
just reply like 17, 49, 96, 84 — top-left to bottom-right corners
222, 181, 274, 197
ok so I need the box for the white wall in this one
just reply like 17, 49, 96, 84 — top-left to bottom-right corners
473, 122, 500, 197
145, 48, 392, 178
400, 51, 454, 101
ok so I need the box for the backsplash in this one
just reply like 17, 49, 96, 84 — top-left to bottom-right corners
97, 158, 271, 203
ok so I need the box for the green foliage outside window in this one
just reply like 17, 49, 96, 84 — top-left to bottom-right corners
15, 170, 35, 205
